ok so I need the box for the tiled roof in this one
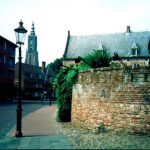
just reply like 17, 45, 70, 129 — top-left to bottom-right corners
64, 31, 150, 59
0, 35, 18, 48
15, 63, 44, 80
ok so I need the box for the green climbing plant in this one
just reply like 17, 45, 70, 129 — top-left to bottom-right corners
53, 48, 112, 122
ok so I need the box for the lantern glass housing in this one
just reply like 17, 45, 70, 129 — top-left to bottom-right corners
14, 20, 27, 45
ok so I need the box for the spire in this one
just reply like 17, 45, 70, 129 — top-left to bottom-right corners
30, 22, 35, 36
25, 22, 39, 66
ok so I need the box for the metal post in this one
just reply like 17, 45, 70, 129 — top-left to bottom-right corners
15, 44, 23, 137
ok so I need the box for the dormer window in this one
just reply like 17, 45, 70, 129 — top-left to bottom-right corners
132, 49, 136, 56
131, 42, 138, 56
98, 43, 105, 54
98, 43, 104, 50
148, 39, 150, 54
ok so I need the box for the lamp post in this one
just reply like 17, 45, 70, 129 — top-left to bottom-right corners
14, 20, 27, 137
49, 78, 53, 106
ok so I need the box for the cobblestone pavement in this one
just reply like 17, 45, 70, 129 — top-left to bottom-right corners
56, 122, 150, 149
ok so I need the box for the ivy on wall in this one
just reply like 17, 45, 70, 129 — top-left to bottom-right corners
53, 63, 89, 122
53, 49, 112, 122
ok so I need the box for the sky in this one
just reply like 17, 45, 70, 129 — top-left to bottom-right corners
0, 0, 150, 66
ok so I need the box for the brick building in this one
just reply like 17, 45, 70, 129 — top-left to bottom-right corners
14, 62, 51, 100
0, 35, 17, 101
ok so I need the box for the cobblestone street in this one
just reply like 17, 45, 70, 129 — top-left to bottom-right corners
57, 122, 150, 149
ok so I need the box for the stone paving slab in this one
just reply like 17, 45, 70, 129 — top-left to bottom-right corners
0, 105, 74, 149
0, 134, 73, 149
7, 105, 57, 136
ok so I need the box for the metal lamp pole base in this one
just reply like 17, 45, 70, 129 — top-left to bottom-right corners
15, 103, 23, 137
15, 131, 23, 138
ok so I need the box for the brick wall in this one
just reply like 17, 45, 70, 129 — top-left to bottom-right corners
72, 67, 150, 134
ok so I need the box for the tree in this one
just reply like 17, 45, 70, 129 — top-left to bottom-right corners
80, 48, 112, 68
48, 58, 63, 79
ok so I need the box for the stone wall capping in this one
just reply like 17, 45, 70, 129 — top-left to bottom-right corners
79, 67, 150, 73
78, 67, 126, 73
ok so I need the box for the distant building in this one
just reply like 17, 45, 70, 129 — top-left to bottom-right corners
14, 61, 51, 100
63, 26, 150, 67
25, 23, 39, 66
0, 35, 17, 101
15, 22, 52, 100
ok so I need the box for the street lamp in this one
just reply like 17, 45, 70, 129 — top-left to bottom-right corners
14, 20, 27, 137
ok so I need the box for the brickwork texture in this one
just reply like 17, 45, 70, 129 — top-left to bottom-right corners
72, 67, 150, 134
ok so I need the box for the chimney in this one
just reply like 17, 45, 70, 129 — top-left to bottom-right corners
126, 26, 131, 33
68, 30, 70, 36
42, 61, 46, 72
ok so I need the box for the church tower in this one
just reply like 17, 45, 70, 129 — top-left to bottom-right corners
25, 23, 39, 66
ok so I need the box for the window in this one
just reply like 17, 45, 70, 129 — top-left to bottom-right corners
35, 83, 38, 88
30, 73, 33, 78
0, 54, 3, 63
9, 58, 14, 66
39, 74, 42, 79
131, 42, 138, 56
29, 55, 32, 64
9, 47, 15, 56
34, 92, 38, 97
4, 55, 6, 63
132, 49, 137, 56
39, 84, 43, 88
4, 42, 6, 50
148, 39, 150, 54
0, 54, 6, 63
